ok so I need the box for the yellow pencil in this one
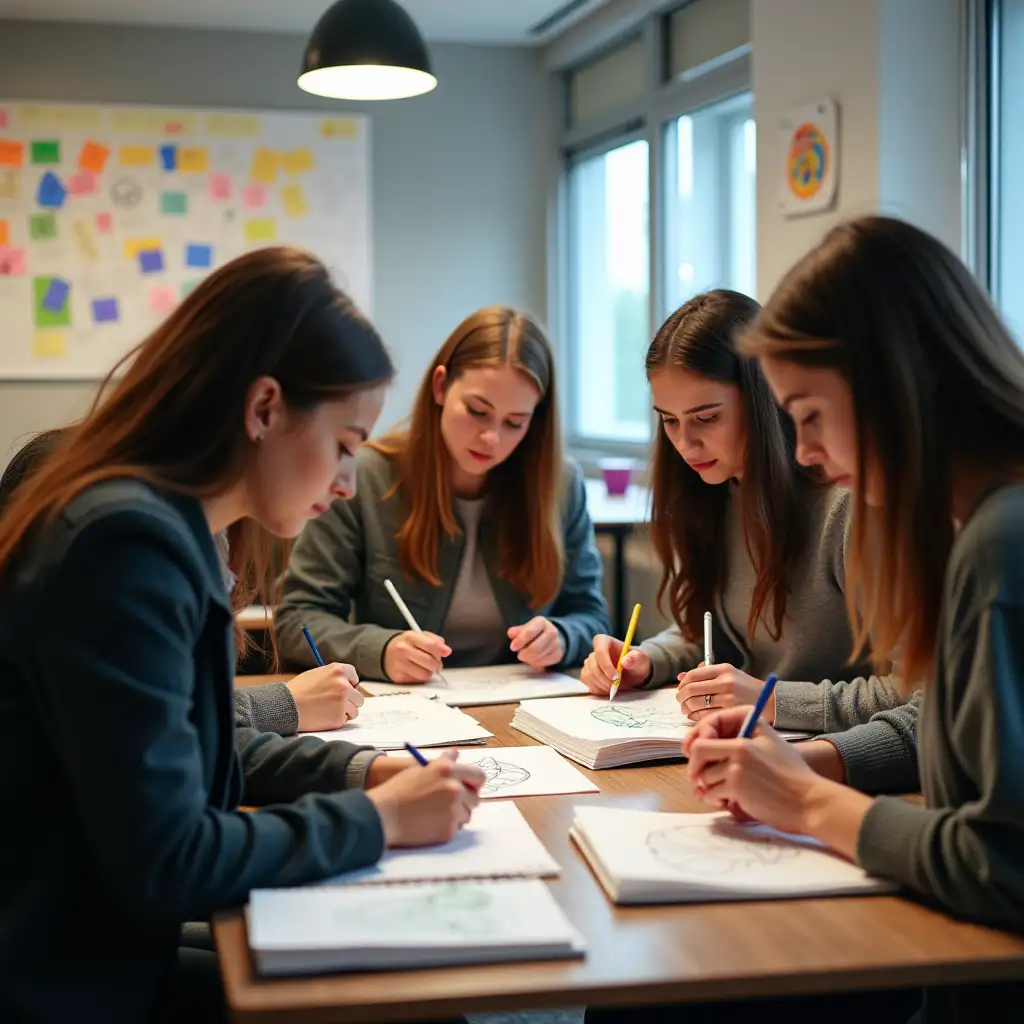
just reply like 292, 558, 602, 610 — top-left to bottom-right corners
609, 602, 642, 702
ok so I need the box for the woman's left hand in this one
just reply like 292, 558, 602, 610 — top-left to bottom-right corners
508, 617, 564, 669
677, 663, 774, 722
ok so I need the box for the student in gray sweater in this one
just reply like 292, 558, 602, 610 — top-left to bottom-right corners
581, 291, 918, 795
277, 306, 610, 681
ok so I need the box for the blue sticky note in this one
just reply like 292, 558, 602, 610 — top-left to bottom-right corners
159, 145, 177, 171
36, 171, 68, 209
138, 248, 165, 274
92, 297, 119, 324
41, 277, 70, 313
185, 243, 213, 269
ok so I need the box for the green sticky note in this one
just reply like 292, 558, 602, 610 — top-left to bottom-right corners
161, 191, 188, 215
29, 212, 58, 240
181, 279, 200, 298
31, 140, 61, 165
33, 276, 71, 328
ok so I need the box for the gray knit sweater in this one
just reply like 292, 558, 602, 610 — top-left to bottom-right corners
639, 486, 920, 795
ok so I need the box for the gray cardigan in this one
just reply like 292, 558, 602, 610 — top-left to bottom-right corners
858, 483, 1024, 930
277, 447, 611, 679
640, 485, 920, 795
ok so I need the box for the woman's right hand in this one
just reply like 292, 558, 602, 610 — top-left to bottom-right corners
367, 751, 485, 847
383, 631, 452, 683
581, 634, 651, 695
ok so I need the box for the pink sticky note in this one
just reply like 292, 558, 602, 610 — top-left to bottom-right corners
149, 284, 177, 314
209, 173, 232, 201
242, 182, 267, 208
0, 110, 8, 130
68, 171, 98, 197
96, 212, 113, 234
0, 246, 27, 276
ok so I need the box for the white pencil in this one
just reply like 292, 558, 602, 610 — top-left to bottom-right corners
703, 610, 714, 666
383, 578, 449, 686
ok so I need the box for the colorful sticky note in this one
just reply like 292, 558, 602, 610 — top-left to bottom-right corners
185, 243, 213, 269
36, 170, 67, 209
181, 279, 200, 298
33, 331, 67, 359
0, 247, 27, 276
241, 182, 267, 208
119, 145, 155, 168
161, 191, 188, 215
250, 147, 279, 185
281, 146, 314, 175
71, 219, 99, 262
138, 248, 165, 274
78, 141, 110, 174
159, 145, 177, 171
67, 171, 98, 197
0, 110, 7, 130
124, 236, 162, 260
279, 182, 309, 219
177, 147, 209, 173
0, 219, 7, 246
0, 140, 24, 168
33, 276, 71, 328
31, 140, 60, 165
205, 113, 260, 138
96, 211, 113, 234
149, 284, 177, 313
29, 212, 57, 240
244, 218, 277, 244
208, 173, 232, 201
92, 297, 119, 324
320, 118, 359, 139
0, 171, 19, 201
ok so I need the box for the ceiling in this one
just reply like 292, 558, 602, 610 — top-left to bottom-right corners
0, 0, 610, 44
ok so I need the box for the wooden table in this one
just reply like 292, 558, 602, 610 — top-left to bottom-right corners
215, 683, 1024, 1022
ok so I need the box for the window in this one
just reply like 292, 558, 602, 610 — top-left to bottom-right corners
569, 140, 651, 443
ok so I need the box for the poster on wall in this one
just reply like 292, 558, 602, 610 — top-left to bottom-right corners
778, 98, 839, 218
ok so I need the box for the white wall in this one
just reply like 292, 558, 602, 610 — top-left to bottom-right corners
0, 20, 551, 462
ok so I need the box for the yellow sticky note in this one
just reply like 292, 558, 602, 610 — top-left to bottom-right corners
279, 183, 309, 219
33, 331, 67, 359
111, 109, 196, 135
18, 104, 102, 132
206, 113, 261, 138
320, 118, 359, 139
178, 147, 209, 173
281, 146, 314, 175
72, 219, 99, 262
244, 218, 277, 244
124, 236, 163, 261
0, 171, 19, 201
250, 147, 279, 185
119, 145, 155, 167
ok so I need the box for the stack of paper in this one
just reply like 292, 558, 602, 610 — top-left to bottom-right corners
571, 806, 898, 904
307, 693, 491, 749
362, 664, 589, 706
248, 879, 586, 975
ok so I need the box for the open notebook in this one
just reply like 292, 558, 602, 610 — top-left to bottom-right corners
571, 807, 898, 904
512, 689, 809, 769
247, 879, 586, 975
362, 664, 589, 707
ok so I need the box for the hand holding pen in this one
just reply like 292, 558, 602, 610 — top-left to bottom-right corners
382, 578, 452, 685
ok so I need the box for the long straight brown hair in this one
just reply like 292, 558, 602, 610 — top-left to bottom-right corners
369, 306, 564, 607
743, 215, 1024, 685
0, 247, 394, 646
648, 290, 815, 643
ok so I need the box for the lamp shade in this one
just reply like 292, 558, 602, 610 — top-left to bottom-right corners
299, 0, 437, 101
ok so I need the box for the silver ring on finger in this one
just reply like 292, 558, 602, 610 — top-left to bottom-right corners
704, 693, 713, 708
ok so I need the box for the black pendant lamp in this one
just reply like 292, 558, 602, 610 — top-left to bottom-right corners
298, 0, 437, 101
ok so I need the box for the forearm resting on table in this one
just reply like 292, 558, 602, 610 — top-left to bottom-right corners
800, 738, 847, 783
801, 777, 874, 862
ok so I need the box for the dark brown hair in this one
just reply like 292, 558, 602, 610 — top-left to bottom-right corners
743, 215, 1024, 684
648, 289, 814, 643
369, 306, 563, 607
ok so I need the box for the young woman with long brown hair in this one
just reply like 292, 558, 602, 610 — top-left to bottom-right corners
276, 305, 610, 683
0, 248, 484, 1023
581, 290, 917, 794
686, 216, 1024, 1018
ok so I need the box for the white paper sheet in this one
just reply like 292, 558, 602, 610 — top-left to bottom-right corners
362, 664, 589, 706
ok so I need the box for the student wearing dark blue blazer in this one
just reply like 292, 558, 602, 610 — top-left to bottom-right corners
0, 248, 484, 1023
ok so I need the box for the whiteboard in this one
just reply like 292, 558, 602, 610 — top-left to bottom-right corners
0, 101, 371, 379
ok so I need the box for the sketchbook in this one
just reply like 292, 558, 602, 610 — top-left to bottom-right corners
307, 693, 492, 749
511, 689, 810, 769
328, 801, 561, 885
361, 664, 589, 706
247, 878, 586, 975
385, 745, 600, 799
571, 807, 898, 904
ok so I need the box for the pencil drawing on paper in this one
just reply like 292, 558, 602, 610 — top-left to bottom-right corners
336, 884, 498, 935
590, 704, 686, 731
471, 755, 531, 794
646, 821, 802, 875
356, 706, 422, 729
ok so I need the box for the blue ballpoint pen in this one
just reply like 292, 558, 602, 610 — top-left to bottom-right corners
739, 673, 778, 739
301, 623, 326, 668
